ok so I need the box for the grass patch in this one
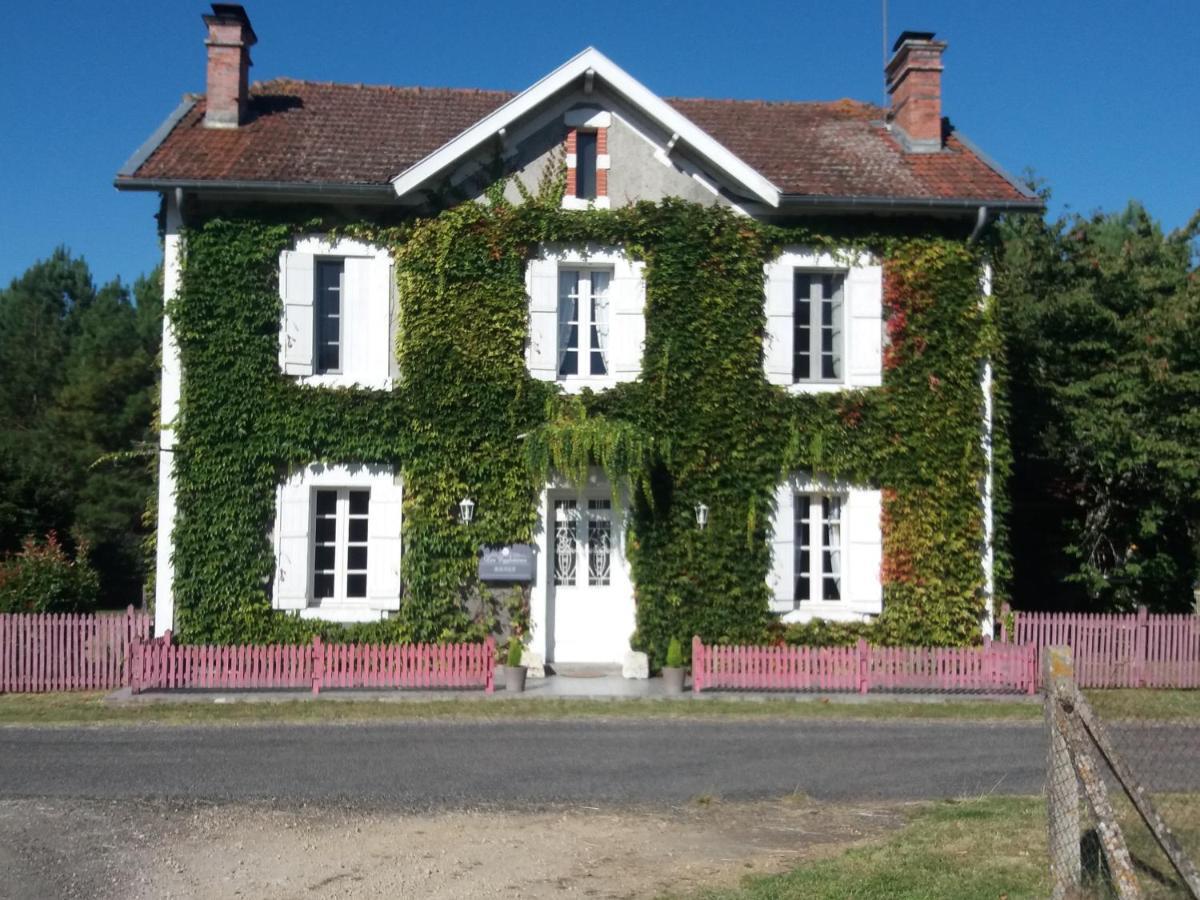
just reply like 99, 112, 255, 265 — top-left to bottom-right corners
1085, 689, 1200, 722
678, 796, 1051, 899
0, 692, 1044, 727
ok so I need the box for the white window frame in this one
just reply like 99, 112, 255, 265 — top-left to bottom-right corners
793, 491, 845, 607
557, 266, 612, 382
792, 271, 845, 384
314, 258, 345, 376
311, 487, 370, 607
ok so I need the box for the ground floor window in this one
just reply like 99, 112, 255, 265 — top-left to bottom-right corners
312, 487, 370, 603
794, 493, 843, 606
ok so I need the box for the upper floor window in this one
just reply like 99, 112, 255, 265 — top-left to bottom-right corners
563, 109, 611, 210
279, 238, 393, 390
315, 260, 343, 374
574, 131, 598, 200
557, 268, 610, 379
793, 272, 844, 383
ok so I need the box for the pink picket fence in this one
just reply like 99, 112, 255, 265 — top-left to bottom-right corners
130, 632, 495, 695
1000, 605, 1200, 688
690, 636, 1037, 695
0, 606, 152, 693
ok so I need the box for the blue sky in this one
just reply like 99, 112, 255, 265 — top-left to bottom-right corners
2, 0, 1197, 287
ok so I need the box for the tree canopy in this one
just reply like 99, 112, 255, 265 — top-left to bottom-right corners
0, 248, 161, 607
997, 197, 1200, 611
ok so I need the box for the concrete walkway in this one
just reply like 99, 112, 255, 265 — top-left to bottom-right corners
106, 667, 1038, 706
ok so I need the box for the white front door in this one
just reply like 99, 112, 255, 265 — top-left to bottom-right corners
546, 489, 634, 664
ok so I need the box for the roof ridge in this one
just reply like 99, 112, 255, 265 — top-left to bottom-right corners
667, 95, 884, 113
250, 77, 516, 98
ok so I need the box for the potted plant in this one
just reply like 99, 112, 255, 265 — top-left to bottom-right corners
504, 638, 528, 693
662, 637, 686, 693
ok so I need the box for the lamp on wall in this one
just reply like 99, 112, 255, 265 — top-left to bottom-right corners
695, 502, 709, 530
459, 496, 475, 525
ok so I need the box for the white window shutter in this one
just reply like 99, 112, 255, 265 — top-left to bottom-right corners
527, 257, 559, 381
768, 483, 795, 610
280, 250, 315, 376
845, 261, 883, 387
763, 260, 793, 385
843, 488, 883, 613
367, 479, 403, 611
370, 258, 395, 387
275, 482, 311, 610
609, 258, 645, 381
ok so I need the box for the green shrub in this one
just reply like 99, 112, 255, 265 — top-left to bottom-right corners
665, 636, 684, 668
506, 638, 523, 668
781, 618, 875, 648
0, 533, 99, 614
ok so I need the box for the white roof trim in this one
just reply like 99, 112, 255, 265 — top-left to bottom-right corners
390, 47, 781, 207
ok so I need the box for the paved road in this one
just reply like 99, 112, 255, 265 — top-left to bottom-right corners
0, 719, 1049, 807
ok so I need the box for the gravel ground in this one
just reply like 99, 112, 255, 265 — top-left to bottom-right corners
0, 796, 908, 899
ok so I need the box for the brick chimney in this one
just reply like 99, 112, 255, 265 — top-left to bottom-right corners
202, 4, 257, 128
885, 31, 946, 152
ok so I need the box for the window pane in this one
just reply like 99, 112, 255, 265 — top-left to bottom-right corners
793, 273, 811, 382
793, 495, 811, 607
558, 271, 580, 379
819, 275, 843, 381
348, 490, 369, 516
315, 260, 343, 374
589, 270, 610, 376
553, 500, 578, 586
315, 490, 337, 515
314, 545, 336, 571
347, 545, 368, 570
348, 518, 368, 543
575, 131, 597, 199
346, 573, 367, 598
587, 499, 611, 586
315, 517, 336, 544
314, 573, 335, 599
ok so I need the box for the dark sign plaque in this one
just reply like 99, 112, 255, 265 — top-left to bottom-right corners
478, 544, 537, 583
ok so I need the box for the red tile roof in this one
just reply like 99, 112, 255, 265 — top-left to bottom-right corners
121, 79, 1034, 205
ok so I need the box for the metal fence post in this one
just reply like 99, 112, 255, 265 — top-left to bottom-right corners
1045, 645, 1081, 898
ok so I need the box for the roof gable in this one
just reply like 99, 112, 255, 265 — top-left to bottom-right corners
391, 48, 781, 207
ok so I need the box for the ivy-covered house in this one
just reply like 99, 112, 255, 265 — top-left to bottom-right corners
117, 5, 1040, 665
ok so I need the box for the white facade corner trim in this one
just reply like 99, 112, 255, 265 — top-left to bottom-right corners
390, 47, 780, 207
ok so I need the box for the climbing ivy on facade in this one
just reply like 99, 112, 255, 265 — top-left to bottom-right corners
166, 188, 1003, 659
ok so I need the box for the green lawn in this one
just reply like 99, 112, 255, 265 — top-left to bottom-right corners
0, 687, 1195, 727
678, 797, 1051, 900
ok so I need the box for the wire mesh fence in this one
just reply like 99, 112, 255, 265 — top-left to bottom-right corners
1044, 646, 1200, 898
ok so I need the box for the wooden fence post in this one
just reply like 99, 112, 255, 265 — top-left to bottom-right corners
129, 634, 142, 695
311, 635, 323, 696
856, 638, 870, 694
1133, 605, 1149, 688
484, 636, 495, 694
691, 636, 703, 694
1044, 646, 1081, 898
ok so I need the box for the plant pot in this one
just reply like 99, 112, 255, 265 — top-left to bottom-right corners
505, 665, 528, 693
662, 666, 686, 693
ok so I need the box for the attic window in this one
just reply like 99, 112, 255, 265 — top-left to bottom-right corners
575, 131, 598, 200
563, 109, 610, 210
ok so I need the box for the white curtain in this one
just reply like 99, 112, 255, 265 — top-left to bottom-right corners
590, 270, 610, 375
557, 270, 578, 375
826, 495, 842, 593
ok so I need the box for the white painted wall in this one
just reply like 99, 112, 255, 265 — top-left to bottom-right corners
764, 248, 883, 392
980, 261, 996, 638
153, 193, 183, 637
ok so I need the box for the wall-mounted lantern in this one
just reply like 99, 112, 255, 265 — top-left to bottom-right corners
695, 502, 709, 530
459, 496, 475, 525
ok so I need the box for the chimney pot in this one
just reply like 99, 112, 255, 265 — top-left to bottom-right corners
885, 31, 946, 152
202, 4, 257, 128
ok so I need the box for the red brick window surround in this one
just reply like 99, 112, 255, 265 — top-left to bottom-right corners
566, 126, 607, 201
